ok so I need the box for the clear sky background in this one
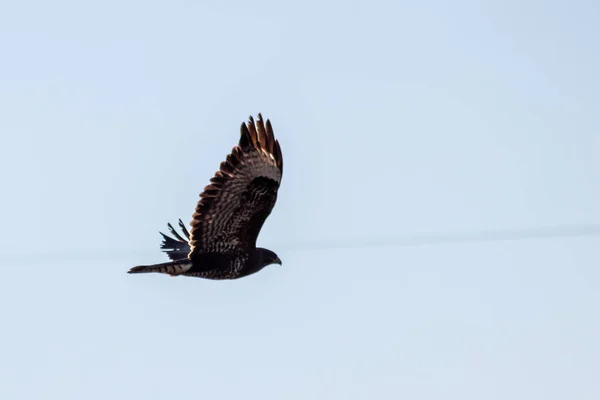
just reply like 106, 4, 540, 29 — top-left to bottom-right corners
1, 0, 599, 399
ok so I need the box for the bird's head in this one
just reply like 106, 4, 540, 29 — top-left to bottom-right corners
257, 248, 282, 268
240, 248, 282, 278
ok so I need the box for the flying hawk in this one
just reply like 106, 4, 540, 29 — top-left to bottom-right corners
128, 114, 283, 279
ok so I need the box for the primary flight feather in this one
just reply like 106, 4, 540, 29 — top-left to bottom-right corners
128, 114, 283, 279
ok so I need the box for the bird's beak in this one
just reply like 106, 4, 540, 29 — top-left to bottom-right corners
274, 257, 282, 266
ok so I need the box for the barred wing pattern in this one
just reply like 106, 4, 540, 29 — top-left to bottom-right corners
188, 114, 283, 260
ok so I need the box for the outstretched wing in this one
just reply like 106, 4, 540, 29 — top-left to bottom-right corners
188, 114, 283, 259
159, 219, 191, 260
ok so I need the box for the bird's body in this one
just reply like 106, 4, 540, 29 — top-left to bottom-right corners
128, 114, 283, 280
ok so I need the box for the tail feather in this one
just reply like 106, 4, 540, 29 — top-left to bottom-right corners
128, 260, 192, 276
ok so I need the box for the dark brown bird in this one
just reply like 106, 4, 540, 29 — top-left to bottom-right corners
128, 114, 283, 279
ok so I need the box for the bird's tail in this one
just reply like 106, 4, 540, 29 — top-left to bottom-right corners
128, 259, 193, 276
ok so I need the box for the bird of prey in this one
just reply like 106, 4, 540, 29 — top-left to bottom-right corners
128, 114, 283, 279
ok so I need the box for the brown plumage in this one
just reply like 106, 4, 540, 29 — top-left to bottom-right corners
129, 114, 283, 279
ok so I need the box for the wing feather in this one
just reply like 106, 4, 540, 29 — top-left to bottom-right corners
178, 219, 191, 240
167, 223, 187, 242
160, 222, 192, 260
188, 114, 283, 259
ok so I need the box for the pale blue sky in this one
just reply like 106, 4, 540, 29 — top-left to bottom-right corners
1, 0, 599, 399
